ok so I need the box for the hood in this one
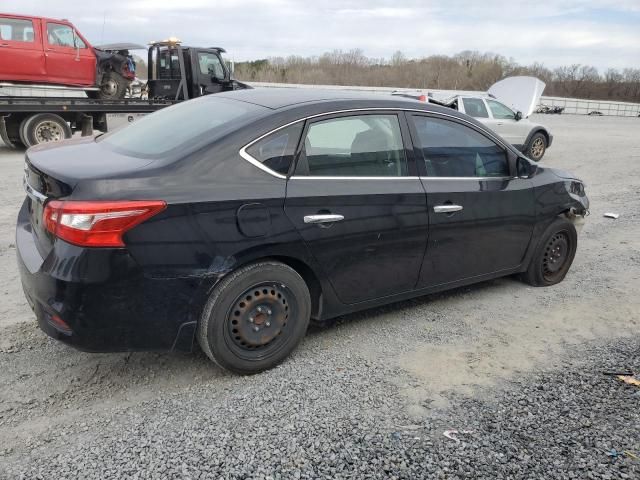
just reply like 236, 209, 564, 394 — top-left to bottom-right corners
488, 76, 546, 118
548, 167, 582, 182
94, 43, 146, 52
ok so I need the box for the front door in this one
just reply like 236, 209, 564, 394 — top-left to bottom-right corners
43, 21, 95, 86
0, 16, 46, 81
284, 112, 429, 304
484, 99, 530, 147
193, 50, 227, 96
407, 113, 536, 287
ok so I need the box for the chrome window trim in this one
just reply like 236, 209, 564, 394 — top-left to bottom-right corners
23, 176, 47, 202
289, 176, 420, 181
419, 176, 512, 181
239, 107, 511, 179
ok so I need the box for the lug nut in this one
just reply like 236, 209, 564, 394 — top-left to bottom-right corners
265, 322, 271, 327
248, 317, 254, 323
253, 326, 259, 332
266, 309, 272, 315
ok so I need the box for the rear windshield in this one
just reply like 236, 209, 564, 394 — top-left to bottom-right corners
99, 96, 265, 159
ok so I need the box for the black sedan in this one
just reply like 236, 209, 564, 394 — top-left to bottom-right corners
17, 89, 589, 374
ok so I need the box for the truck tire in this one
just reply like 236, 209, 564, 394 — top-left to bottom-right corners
19, 115, 39, 148
96, 72, 128, 100
526, 132, 547, 161
197, 260, 311, 374
24, 114, 72, 146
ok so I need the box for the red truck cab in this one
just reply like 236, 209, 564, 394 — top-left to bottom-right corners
0, 13, 96, 87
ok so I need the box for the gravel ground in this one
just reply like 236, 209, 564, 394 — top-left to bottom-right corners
0, 114, 639, 479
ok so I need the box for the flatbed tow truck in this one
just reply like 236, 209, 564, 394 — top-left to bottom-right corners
0, 39, 249, 149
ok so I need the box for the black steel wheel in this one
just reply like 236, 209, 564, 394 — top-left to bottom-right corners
542, 232, 570, 283
521, 217, 577, 287
224, 282, 294, 359
197, 261, 311, 374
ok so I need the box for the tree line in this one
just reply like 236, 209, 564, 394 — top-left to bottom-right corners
235, 50, 640, 103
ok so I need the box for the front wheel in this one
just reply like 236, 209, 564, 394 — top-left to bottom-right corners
96, 72, 128, 100
521, 217, 577, 287
197, 261, 311, 374
526, 132, 547, 161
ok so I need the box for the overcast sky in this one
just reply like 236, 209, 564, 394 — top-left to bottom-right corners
5, 0, 640, 70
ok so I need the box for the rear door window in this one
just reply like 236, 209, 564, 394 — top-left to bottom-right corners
297, 114, 407, 177
245, 123, 303, 176
411, 115, 509, 177
461, 98, 489, 118
0, 18, 34, 42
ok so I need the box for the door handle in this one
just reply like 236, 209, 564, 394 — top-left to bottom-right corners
433, 204, 463, 213
303, 214, 344, 224
0, 44, 9, 47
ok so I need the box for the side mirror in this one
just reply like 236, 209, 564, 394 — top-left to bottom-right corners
515, 111, 523, 121
517, 156, 537, 178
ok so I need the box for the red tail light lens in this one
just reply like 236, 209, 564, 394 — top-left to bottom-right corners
43, 200, 166, 247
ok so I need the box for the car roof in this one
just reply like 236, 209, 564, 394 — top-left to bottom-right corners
216, 87, 440, 110
0, 12, 72, 23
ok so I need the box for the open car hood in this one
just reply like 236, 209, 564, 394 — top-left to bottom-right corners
488, 76, 546, 118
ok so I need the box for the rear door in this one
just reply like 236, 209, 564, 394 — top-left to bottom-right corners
284, 112, 428, 304
407, 113, 535, 287
43, 21, 95, 86
0, 16, 46, 81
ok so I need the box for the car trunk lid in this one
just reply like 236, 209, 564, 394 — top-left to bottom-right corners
24, 137, 156, 257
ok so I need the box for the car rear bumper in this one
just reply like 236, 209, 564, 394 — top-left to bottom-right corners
16, 201, 200, 353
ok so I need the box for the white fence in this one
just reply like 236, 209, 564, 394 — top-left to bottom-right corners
247, 82, 640, 117
3, 81, 639, 117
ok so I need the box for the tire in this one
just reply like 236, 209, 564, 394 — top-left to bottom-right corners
24, 114, 72, 146
521, 217, 577, 287
19, 115, 38, 148
526, 132, 547, 161
197, 261, 311, 374
97, 72, 128, 100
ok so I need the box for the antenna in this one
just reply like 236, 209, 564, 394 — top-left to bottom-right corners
100, 10, 106, 44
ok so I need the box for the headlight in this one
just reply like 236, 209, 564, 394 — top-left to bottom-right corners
569, 181, 585, 196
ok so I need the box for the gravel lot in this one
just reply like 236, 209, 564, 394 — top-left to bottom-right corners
0, 114, 639, 479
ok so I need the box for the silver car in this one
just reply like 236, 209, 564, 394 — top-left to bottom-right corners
455, 95, 551, 161
429, 77, 553, 161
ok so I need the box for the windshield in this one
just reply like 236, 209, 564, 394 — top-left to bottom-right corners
99, 96, 266, 159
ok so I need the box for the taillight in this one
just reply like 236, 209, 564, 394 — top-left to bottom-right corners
43, 200, 166, 247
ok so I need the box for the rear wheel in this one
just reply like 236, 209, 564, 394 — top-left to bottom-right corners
97, 72, 128, 100
23, 114, 72, 146
521, 217, 577, 287
526, 132, 547, 161
197, 261, 311, 374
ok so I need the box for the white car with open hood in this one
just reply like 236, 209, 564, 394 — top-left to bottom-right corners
433, 77, 553, 161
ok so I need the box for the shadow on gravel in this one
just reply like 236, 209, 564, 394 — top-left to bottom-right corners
307, 276, 515, 335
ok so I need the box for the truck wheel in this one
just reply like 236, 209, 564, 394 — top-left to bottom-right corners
24, 114, 72, 146
521, 217, 577, 287
526, 132, 547, 161
197, 261, 311, 374
97, 72, 128, 100
19, 115, 39, 148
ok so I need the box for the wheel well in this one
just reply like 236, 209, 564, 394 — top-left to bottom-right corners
269, 256, 323, 320
530, 128, 549, 145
